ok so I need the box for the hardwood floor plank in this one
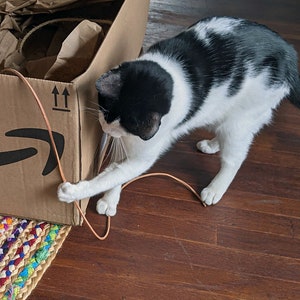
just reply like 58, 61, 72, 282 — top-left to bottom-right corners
114, 208, 217, 244
39, 241, 300, 300
154, 153, 300, 200
218, 226, 300, 258
218, 190, 300, 218
117, 189, 300, 239
62, 226, 300, 283
38, 266, 238, 300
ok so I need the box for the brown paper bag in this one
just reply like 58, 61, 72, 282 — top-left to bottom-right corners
0, 0, 113, 15
44, 20, 104, 82
0, 14, 28, 70
0, 30, 18, 67
18, 18, 105, 81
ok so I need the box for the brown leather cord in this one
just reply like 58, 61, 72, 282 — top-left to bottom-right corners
123, 173, 206, 207
2, 68, 205, 241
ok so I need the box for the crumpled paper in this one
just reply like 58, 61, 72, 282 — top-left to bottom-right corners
0, 16, 104, 81
0, 0, 112, 14
0, 0, 112, 81
0, 14, 28, 70
44, 19, 104, 82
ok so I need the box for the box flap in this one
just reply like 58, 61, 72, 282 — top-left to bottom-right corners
74, 0, 150, 87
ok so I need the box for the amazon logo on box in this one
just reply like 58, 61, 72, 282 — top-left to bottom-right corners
0, 128, 64, 176
0, 84, 70, 175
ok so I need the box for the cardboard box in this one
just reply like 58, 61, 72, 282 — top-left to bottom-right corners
0, 0, 150, 225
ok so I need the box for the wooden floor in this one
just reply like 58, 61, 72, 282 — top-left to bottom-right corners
31, 1, 300, 299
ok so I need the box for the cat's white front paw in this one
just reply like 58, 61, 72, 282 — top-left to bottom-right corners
201, 186, 223, 206
96, 199, 117, 216
57, 181, 89, 203
196, 139, 220, 154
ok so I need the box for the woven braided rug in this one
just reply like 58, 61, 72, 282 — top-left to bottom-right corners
0, 216, 71, 300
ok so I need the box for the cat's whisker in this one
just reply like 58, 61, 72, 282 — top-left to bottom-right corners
108, 138, 116, 163
119, 137, 128, 160
112, 139, 118, 159
107, 137, 127, 164
82, 100, 110, 116
84, 106, 99, 113
81, 107, 100, 121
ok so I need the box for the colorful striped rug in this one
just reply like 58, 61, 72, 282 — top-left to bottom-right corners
0, 216, 71, 300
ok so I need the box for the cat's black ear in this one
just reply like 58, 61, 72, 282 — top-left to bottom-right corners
95, 69, 122, 100
139, 112, 162, 140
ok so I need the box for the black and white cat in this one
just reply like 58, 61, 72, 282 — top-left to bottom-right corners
58, 16, 300, 216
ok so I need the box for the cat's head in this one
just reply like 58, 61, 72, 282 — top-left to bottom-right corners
95, 60, 173, 140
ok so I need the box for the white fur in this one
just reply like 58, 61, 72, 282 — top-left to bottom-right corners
191, 17, 242, 43
58, 51, 290, 214
98, 113, 128, 138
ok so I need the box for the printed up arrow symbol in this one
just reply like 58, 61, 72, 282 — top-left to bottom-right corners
52, 86, 59, 107
62, 88, 70, 108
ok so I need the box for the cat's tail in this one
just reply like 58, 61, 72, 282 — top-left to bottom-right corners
288, 76, 300, 109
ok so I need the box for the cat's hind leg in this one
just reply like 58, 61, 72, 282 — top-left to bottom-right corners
96, 185, 122, 216
201, 133, 252, 206
201, 109, 273, 206
196, 137, 220, 154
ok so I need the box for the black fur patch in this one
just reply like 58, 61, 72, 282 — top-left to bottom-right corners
148, 30, 213, 122
118, 61, 173, 139
97, 60, 173, 139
